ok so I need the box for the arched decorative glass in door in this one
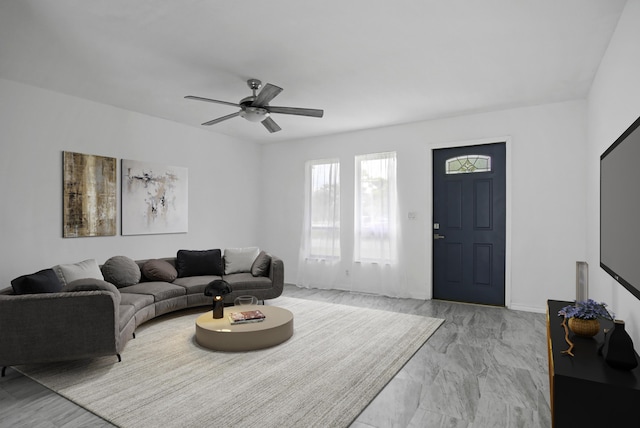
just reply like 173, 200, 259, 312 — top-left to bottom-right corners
445, 155, 491, 174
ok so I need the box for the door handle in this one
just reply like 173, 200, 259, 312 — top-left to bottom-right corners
433, 233, 446, 240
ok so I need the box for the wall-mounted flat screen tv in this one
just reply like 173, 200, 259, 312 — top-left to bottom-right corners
601, 114, 640, 300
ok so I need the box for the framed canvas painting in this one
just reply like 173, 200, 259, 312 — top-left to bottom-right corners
63, 151, 117, 237
121, 159, 188, 235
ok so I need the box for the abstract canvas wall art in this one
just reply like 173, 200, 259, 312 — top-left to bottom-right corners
121, 159, 188, 235
63, 151, 117, 237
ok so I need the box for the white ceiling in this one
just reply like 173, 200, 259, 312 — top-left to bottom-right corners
0, 0, 627, 143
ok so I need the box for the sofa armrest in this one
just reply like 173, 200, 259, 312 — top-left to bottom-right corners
268, 255, 284, 297
0, 290, 120, 367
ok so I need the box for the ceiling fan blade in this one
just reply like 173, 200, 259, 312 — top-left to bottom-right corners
268, 106, 324, 118
185, 95, 240, 108
252, 83, 283, 107
201, 111, 240, 126
261, 116, 282, 133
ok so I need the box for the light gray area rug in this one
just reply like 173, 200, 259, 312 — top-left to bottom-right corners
17, 296, 443, 428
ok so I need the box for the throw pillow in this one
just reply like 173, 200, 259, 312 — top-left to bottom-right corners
142, 259, 178, 282
54, 259, 104, 287
224, 247, 260, 274
64, 278, 121, 306
64, 278, 120, 293
101, 256, 141, 288
251, 251, 272, 277
176, 249, 224, 277
11, 268, 63, 295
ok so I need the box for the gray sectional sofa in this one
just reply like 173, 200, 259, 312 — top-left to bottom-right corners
0, 249, 283, 376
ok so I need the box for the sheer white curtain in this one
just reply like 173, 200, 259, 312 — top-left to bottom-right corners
297, 159, 341, 288
352, 152, 406, 296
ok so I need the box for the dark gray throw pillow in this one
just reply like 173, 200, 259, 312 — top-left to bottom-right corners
64, 278, 122, 306
251, 251, 272, 277
101, 256, 141, 288
176, 249, 224, 277
11, 269, 63, 295
142, 259, 178, 282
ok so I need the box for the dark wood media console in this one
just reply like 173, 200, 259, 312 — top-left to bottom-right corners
546, 300, 640, 426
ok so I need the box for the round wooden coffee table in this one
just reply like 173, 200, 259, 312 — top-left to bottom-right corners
195, 305, 294, 351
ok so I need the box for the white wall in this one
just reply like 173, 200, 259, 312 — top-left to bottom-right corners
587, 0, 640, 346
261, 100, 587, 311
0, 75, 592, 314
0, 78, 262, 286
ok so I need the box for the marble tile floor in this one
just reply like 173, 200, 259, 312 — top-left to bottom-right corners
0, 284, 550, 428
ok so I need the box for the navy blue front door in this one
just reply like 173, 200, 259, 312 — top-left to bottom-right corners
432, 143, 506, 306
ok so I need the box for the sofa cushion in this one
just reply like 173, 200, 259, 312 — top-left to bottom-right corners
172, 275, 222, 295
176, 249, 224, 277
251, 251, 271, 277
118, 282, 186, 302
224, 247, 260, 274
119, 292, 154, 311
141, 259, 178, 282
102, 256, 141, 288
223, 272, 273, 290
11, 269, 63, 295
64, 278, 122, 306
54, 259, 104, 286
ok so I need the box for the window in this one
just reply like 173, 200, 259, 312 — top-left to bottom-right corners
446, 155, 491, 174
355, 152, 397, 262
304, 159, 340, 259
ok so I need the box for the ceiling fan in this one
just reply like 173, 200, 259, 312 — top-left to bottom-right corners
185, 79, 324, 133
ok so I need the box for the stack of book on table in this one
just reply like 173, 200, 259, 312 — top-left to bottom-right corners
229, 309, 266, 324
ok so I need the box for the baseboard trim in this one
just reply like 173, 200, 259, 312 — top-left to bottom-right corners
510, 303, 546, 314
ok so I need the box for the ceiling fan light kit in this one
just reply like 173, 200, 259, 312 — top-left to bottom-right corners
185, 79, 323, 133
239, 106, 269, 122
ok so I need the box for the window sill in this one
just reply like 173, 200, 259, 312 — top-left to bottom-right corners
305, 256, 340, 262
353, 260, 393, 266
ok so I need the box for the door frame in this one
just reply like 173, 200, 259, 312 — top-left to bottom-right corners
427, 136, 513, 308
